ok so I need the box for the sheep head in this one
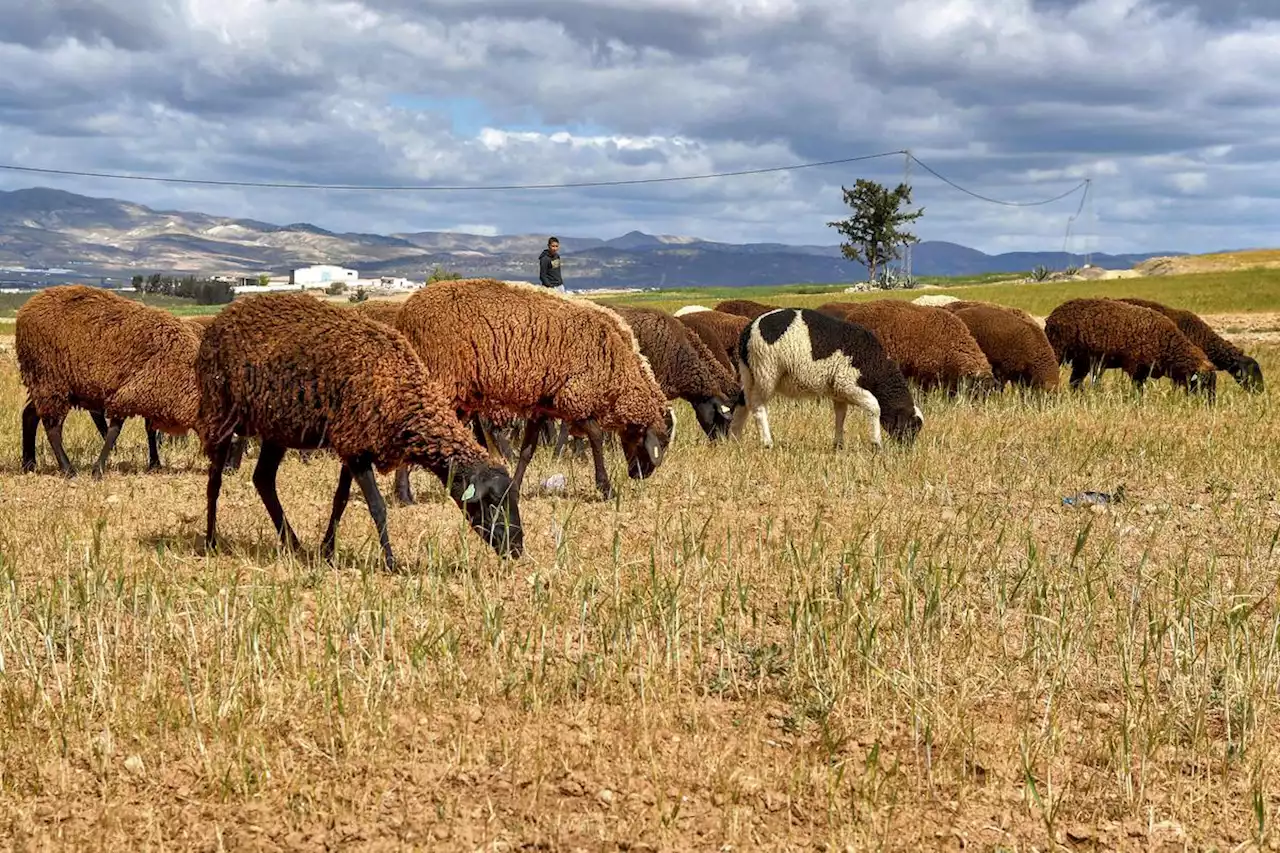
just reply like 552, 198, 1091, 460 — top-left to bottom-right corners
620, 415, 671, 480
1230, 355, 1264, 393
881, 404, 924, 446
444, 461, 524, 558
1184, 367, 1218, 402
690, 395, 734, 441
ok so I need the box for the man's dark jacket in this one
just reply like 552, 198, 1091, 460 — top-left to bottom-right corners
538, 248, 563, 288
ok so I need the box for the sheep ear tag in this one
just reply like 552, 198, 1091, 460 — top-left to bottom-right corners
460, 483, 476, 502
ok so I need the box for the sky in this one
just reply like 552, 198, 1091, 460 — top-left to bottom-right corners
1, 0, 1278, 255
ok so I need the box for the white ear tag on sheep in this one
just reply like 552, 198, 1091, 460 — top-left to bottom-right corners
461, 484, 476, 501
719, 404, 731, 415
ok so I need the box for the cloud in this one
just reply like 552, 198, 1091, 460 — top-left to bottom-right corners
0, 0, 1278, 256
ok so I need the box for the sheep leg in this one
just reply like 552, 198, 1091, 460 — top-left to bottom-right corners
89, 410, 109, 438
1130, 365, 1151, 394
204, 440, 232, 554
226, 436, 247, 472
42, 415, 76, 477
349, 456, 397, 573
1067, 359, 1090, 390
552, 421, 571, 459
832, 401, 848, 450
21, 402, 39, 473
145, 420, 162, 471
581, 419, 614, 500
91, 416, 127, 479
393, 465, 415, 506
734, 403, 774, 446
321, 463, 354, 561
510, 415, 548, 497
251, 440, 301, 554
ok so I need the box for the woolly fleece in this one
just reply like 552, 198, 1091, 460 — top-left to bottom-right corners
17, 284, 203, 435
732, 308, 922, 449
950, 304, 1061, 392
678, 309, 751, 374
817, 299, 994, 393
1044, 298, 1217, 394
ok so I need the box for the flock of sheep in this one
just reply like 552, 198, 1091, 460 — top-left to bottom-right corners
10, 280, 1264, 570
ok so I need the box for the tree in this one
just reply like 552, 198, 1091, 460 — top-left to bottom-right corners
426, 265, 464, 284
826, 179, 924, 284
131, 274, 144, 291
257, 273, 271, 287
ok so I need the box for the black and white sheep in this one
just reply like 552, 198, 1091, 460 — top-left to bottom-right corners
731, 308, 923, 449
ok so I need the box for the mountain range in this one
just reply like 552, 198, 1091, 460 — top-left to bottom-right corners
0, 187, 1177, 289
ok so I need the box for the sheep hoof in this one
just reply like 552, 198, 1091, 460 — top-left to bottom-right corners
20, 460, 35, 474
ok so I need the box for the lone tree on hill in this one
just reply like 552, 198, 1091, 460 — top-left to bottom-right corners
826, 179, 924, 284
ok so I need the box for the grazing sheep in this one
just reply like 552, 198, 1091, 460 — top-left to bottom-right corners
732, 308, 923, 449
714, 299, 779, 320
1044, 298, 1217, 398
185, 314, 220, 329
394, 278, 672, 500
610, 305, 739, 440
673, 304, 713, 317
950, 304, 1060, 392
1117, 297, 1264, 392
196, 292, 523, 570
817, 300, 995, 394
911, 294, 960, 307
678, 308, 751, 375
16, 285, 203, 478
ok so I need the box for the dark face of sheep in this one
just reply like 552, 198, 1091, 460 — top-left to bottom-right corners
880, 405, 924, 445
1231, 356, 1264, 393
1185, 369, 1218, 402
690, 396, 734, 441
620, 418, 671, 480
449, 464, 523, 558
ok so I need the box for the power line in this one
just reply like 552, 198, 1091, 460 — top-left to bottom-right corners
908, 154, 1090, 207
0, 151, 1093, 208
0, 151, 908, 191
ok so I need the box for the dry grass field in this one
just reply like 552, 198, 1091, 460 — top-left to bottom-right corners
2, 292, 1280, 850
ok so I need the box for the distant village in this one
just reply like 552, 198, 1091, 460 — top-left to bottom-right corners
219, 264, 420, 295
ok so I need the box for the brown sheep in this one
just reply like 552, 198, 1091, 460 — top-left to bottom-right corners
346, 296, 529, 480
16, 285, 203, 478
714, 298, 780, 320
196, 292, 522, 570
817, 300, 995, 395
610, 305, 740, 440
949, 304, 1060, 392
394, 278, 672, 501
1117, 297, 1263, 392
1044, 298, 1217, 398
677, 309, 751, 374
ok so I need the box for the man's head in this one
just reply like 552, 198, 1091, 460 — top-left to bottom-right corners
548, 237, 559, 256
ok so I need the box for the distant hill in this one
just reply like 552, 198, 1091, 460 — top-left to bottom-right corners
0, 187, 1177, 289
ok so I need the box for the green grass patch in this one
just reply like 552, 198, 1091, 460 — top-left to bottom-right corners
605, 267, 1280, 316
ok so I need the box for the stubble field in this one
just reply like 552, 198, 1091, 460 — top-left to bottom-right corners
1, 289, 1280, 851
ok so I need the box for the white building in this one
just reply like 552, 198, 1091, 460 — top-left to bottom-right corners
290, 264, 358, 286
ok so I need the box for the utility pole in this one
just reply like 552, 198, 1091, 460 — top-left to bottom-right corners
902, 150, 913, 283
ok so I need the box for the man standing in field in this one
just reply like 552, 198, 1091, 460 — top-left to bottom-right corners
538, 236, 565, 292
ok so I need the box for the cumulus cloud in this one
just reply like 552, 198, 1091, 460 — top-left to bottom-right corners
0, 0, 1277, 253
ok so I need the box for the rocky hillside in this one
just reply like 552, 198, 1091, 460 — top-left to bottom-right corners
0, 187, 1175, 289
